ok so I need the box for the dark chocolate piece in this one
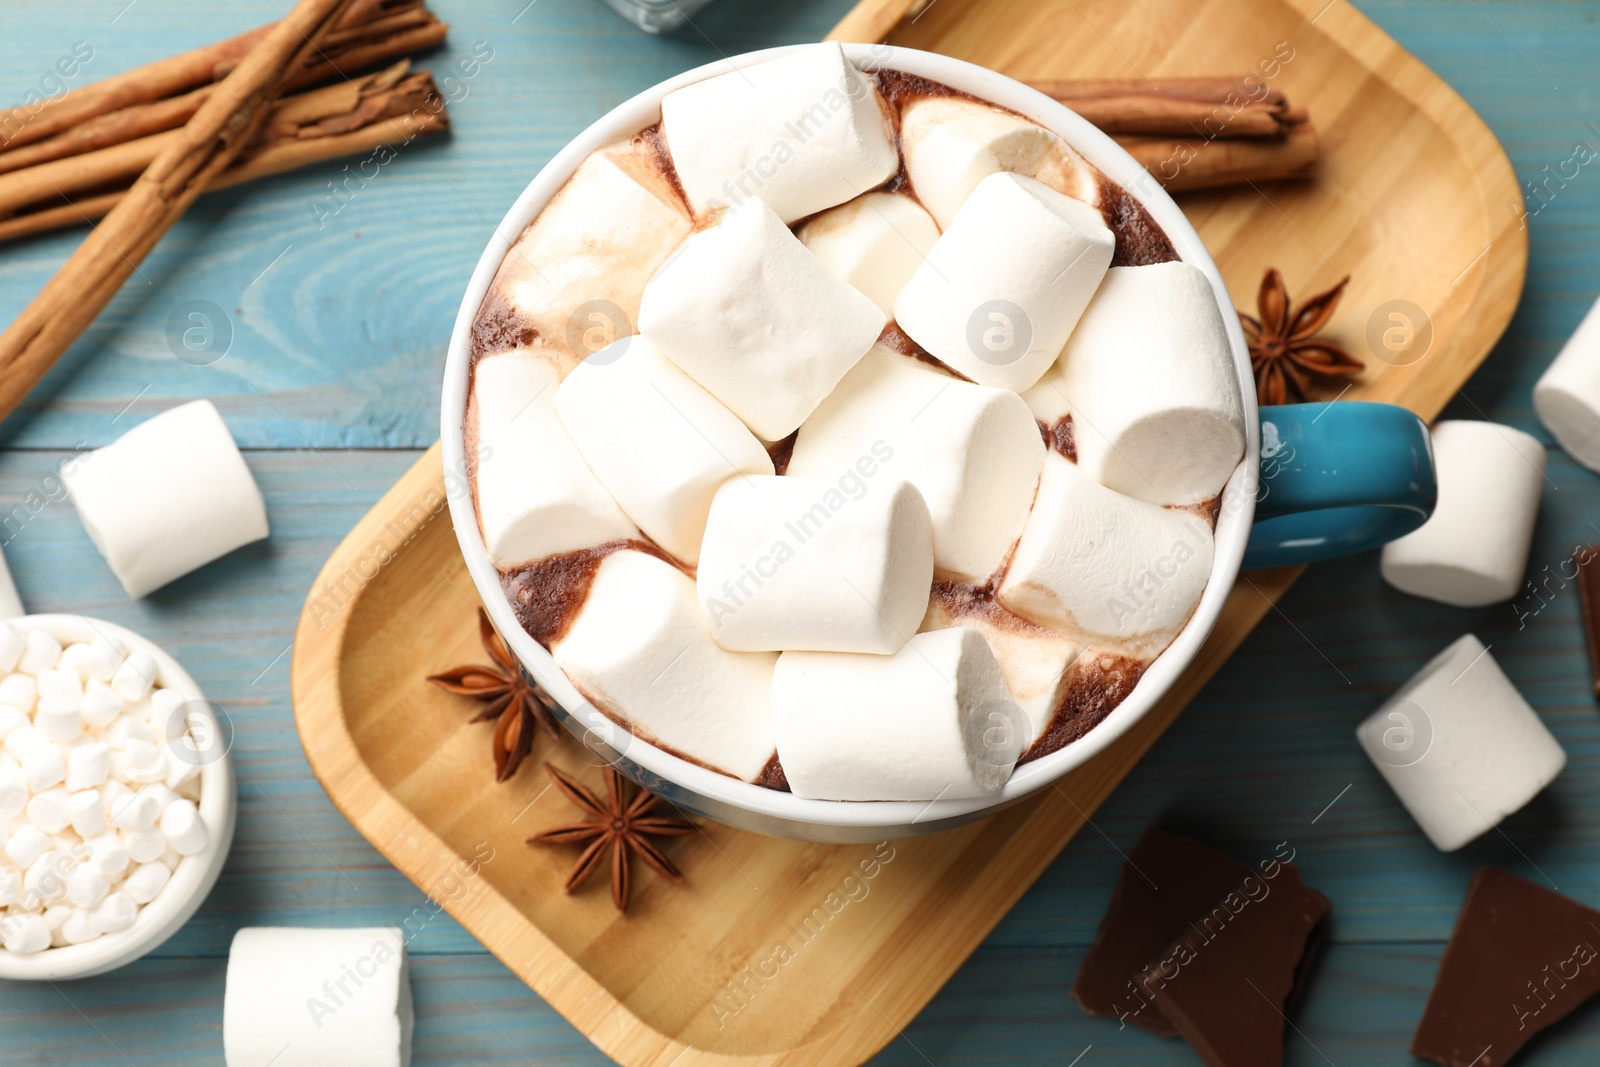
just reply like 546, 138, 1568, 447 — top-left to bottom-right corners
1070, 827, 1252, 1035
1147, 862, 1331, 1067
1412, 868, 1600, 1067
1574, 545, 1600, 699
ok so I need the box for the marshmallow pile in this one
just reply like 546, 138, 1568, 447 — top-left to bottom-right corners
468, 44, 1245, 800
0, 621, 208, 955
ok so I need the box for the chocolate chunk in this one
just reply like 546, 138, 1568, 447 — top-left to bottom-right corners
1147, 862, 1331, 1067
1413, 868, 1600, 1067
1070, 826, 1252, 1035
1574, 545, 1600, 698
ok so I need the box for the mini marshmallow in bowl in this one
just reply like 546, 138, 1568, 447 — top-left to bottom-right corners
0, 616, 234, 979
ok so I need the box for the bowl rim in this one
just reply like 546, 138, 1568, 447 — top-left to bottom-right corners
0, 614, 236, 980
440, 42, 1259, 831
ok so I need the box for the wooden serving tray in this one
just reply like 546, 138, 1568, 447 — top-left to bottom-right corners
290, 1, 1524, 1063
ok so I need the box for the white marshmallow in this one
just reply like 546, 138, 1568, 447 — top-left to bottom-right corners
111, 788, 162, 831
160, 845, 184, 871
105, 715, 154, 751
0, 704, 24, 740
37, 668, 82, 706
85, 634, 125, 682
66, 742, 110, 791
1359, 635, 1565, 851
224, 927, 412, 1067
0, 763, 24, 818
121, 828, 165, 865
57, 642, 94, 680
899, 94, 1099, 229
998, 454, 1214, 653
552, 550, 777, 782
24, 851, 71, 905
83, 832, 129, 878
5, 825, 49, 868
1058, 262, 1246, 505
482, 142, 691, 369
101, 778, 131, 812
798, 192, 941, 315
111, 650, 158, 702
0, 672, 35, 712
0, 623, 23, 672
788, 345, 1044, 583
62, 400, 270, 598
1380, 421, 1545, 607
772, 627, 1021, 800
26, 789, 71, 835
61, 907, 99, 945
166, 753, 202, 794
6, 724, 46, 762
1020, 359, 1072, 426
471, 351, 636, 568
117, 739, 167, 784
123, 861, 170, 905
696, 474, 934, 654
0, 866, 18, 906
69, 790, 105, 838
34, 699, 81, 744
660, 42, 897, 224
19, 628, 60, 675
920, 597, 1081, 749
65, 862, 110, 909
638, 195, 886, 440
89, 891, 137, 934
556, 335, 773, 564
160, 799, 208, 856
21, 744, 65, 792
895, 172, 1114, 391
1533, 294, 1600, 472
3, 912, 50, 954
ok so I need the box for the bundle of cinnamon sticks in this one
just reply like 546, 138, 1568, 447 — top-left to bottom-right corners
1030, 76, 1318, 192
0, 0, 449, 243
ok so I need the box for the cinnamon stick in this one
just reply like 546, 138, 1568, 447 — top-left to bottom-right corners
1029, 76, 1294, 139
1115, 121, 1320, 192
0, 0, 360, 426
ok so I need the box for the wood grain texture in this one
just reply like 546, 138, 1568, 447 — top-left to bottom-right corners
1, 0, 1599, 1064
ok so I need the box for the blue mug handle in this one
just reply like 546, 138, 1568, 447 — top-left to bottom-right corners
1243, 402, 1436, 570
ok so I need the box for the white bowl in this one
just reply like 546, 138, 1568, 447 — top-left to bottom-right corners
441, 44, 1259, 842
0, 615, 236, 979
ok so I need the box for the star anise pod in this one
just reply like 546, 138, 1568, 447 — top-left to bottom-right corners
1239, 267, 1364, 406
427, 608, 560, 782
528, 762, 696, 913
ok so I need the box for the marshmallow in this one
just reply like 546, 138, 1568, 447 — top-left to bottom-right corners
65, 862, 110, 909
61, 908, 99, 945
6, 725, 46, 762
895, 172, 1114, 391
660, 42, 897, 223
899, 94, 1099, 229
552, 550, 777, 781
106, 715, 153, 751
638, 195, 886, 440
1380, 421, 1545, 607
121, 828, 165, 864
798, 192, 941, 315
34, 696, 81, 744
111, 788, 162, 831
471, 351, 637, 568
26, 789, 71, 835
89, 891, 137, 934
111, 650, 158, 703
0, 704, 25, 740
0, 556, 19, 622
225, 927, 412, 1067
1359, 635, 1565, 851
118, 739, 167, 784
66, 742, 110, 791
160, 799, 208, 856
556, 335, 773, 564
788, 345, 1044, 583
5, 824, 49, 868
482, 141, 691, 369
0, 763, 24, 818
21, 744, 65, 792
772, 627, 1021, 800
62, 400, 270, 598
3, 912, 50, 954
44, 904, 73, 946
0, 623, 22, 672
123, 861, 170, 905
83, 832, 129, 878
0, 866, 18, 906
57, 642, 94, 680
19, 629, 60, 675
1533, 293, 1600, 472
85, 634, 125, 682
24, 851, 71, 905
998, 454, 1214, 652
69, 790, 105, 838
921, 595, 1082, 749
1058, 262, 1246, 505
696, 474, 934, 653
0, 673, 35, 713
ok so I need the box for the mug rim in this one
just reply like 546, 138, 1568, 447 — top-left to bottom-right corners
440, 43, 1260, 833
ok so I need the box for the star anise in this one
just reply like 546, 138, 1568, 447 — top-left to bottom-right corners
528, 762, 696, 913
1239, 267, 1364, 406
427, 608, 560, 782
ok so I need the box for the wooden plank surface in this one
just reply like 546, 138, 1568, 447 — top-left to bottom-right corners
1, 0, 1598, 1063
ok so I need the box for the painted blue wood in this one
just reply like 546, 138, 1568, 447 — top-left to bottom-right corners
3, 0, 1600, 1063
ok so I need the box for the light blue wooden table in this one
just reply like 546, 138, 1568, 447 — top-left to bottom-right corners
1, 1, 1598, 1063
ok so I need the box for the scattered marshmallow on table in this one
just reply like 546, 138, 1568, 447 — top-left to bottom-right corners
61, 400, 270, 599
552, 550, 778, 782
798, 192, 941, 316
639, 195, 887, 440
898, 94, 1098, 229
787, 345, 1044, 584
696, 474, 934, 654
895, 171, 1114, 392
471, 351, 637, 569
1058, 262, 1247, 506
224, 927, 412, 1067
1380, 420, 1545, 607
1357, 634, 1565, 851
556, 335, 773, 565
997, 454, 1214, 652
1533, 292, 1600, 473
772, 627, 1021, 801
659, 42, 898, 224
